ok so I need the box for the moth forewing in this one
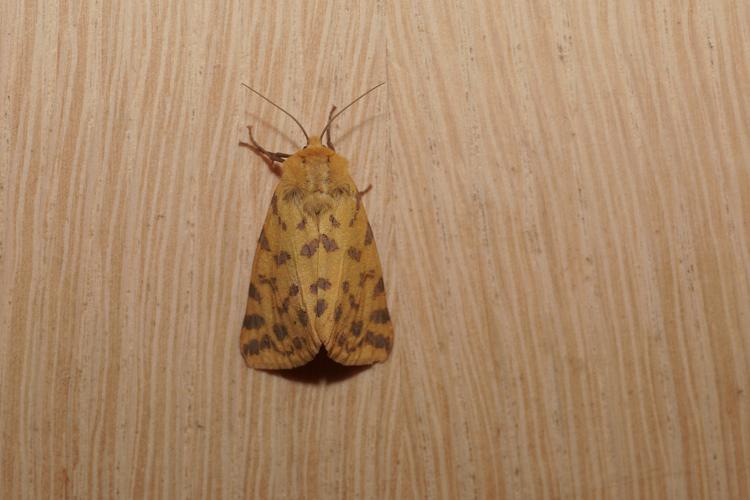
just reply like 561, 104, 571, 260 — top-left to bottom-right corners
239, 135, 392, 369
239, 84, 389, 369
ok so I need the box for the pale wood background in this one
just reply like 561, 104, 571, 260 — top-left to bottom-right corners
2, 1, 749, 499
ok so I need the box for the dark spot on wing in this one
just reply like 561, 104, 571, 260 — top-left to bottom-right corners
243, 340, 260, 356
243, 314, 265, 329
370, 309, 390, 323
374, 335, 387, 349
321, 234, 339, 252
298, 309, 309, 326
342, 281, 350, 293
364, 223, 374, 245
300, 238, 319, 257
310, 278, 331, 294
373, 277, 385, 296
289, 284, 299, 296
315, 299, 327, 317
274, 251, 291, 266
260, 335, 271, 349
292, 337, 303, 349
334, 304, 343, 322
248, 282, 261, 302
297, 218, 307, 230
329, 214, 340, 227
273, 324, 288, 341
347, 247, 362, 261
258, 229, 271, 251
351, 321, 363, 337
365, 331, 389, 350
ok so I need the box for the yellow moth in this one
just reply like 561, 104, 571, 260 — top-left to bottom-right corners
239, 83, 392, 369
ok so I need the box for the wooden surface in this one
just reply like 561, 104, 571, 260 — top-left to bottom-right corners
2, 1, 749, 498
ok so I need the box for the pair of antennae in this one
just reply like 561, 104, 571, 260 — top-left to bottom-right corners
241, 82, 385, 146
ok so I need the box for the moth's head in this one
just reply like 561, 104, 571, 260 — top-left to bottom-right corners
297, 136, 335, 159
281, 138, 353, 197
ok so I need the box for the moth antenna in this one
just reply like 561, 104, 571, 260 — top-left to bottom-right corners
241, 83, 309, 144
319, 82, 385, 139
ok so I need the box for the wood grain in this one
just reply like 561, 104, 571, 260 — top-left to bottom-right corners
2, 0, 749, 498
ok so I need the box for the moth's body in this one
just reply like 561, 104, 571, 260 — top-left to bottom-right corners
240, 135, 392, 369
283, 137, 346, 218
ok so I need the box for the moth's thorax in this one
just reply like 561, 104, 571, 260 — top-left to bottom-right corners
301, 160, 333, 215
280, 137, 354, 218
301, 155, 331, 192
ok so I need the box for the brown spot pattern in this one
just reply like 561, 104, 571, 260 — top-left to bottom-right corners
365, 331, 390, 350
370, 309, 390, 323
364, 223, 374, 245
258, 230, 271, 251
273, 324, 288, 340
298, 309, 309, 326
351, 321, 363, 337
292, 337, 303, 349
243, 340, 260, 356
347, 247, 362, 261
321, 234, 339, 252
248, 282, 261, 302
274, 251, 291, 266
315, 299, 327, 317
375, 336, 388, 349
271, 194, 278, 215
373, 277, 385, 296
329, 214, 340, 227
310, 278, 331, 294
297, 218, 307, 230
243, 314, 265, 329
334, 304, 343, 322
277, 297, 290, 314
300, 238, 319, 257
342, 281, 350, 293
260, 335, 271, 349
289, 284, 299, 296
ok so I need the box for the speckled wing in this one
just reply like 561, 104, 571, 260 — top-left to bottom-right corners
240, 190, 321, 369
317, 191, 393, 365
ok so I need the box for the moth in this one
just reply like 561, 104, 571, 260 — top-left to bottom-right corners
239, 83, 392, 369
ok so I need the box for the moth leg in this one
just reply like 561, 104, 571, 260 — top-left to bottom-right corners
325, 105, 337, 151
358, 184, 373, 197
239, 126, 290, 177
240, 125, 291, 162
